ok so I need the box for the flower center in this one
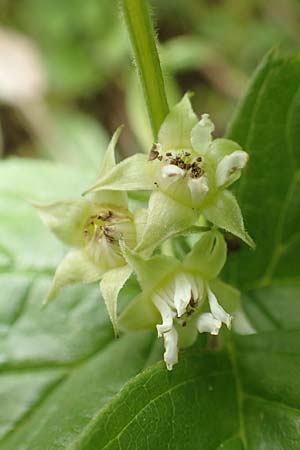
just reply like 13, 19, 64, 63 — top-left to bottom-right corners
83, 208, 135, 268
166, 151, 204, 179
177, 293, 199, 327
149, 144, 204, 179
83, 209, 134, 246
84, 210, 116, 242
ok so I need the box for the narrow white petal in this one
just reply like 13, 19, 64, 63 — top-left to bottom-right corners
216, 150, 248, 187
174, 273, 191, 317
163, 328, 179, 370
161, 164, 185, 179
207, 284, 232, 328
153, 294, 175, 336
191, 113, 215, 154
186, 274, 199, 302
197, 312, 222, 335
187, 176, 209, 205
161, 284, 175, 309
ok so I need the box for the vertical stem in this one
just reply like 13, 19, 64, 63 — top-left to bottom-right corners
120, 0, 169, 140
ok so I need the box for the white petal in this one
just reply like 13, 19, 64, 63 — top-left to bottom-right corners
207, 284, 232, 329
187, 176, 209, 205
194, 275, 205, 304
216, 150, 248, 187
186, 274, 199, 302
161, 164, 185, 179
163, 328, 179, 370
197, 312, 222, 335
153, 294, 176, 336
191, 114, 215, 154
174, 273, 191, 317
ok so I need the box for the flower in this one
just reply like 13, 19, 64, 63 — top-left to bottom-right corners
119, 229, 239, 370
33, 128, 142, 334
83, 94, 253, 254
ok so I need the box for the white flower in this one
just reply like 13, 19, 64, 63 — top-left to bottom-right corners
152, 273, 231, 370
163, 328, 179, 371
119, 230, 235, 370
152, 272, 204, 370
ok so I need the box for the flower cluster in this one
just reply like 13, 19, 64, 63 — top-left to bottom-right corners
35, 95, 253, 369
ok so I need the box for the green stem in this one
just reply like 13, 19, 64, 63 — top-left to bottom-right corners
120, 0, 169, 140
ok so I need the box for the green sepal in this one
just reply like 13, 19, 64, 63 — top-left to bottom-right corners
96, 125, 124, 176
89, 190, 128, 210
175, 317, 198, 348
32, 199, 93, 247
119, 292, 160, 331
203, 190, 255, 247
83, 154, 158, 195
209, 138, 242, 161
100, 264, 132, 336
184, 230, 227, 279
136, 190, 198, 254
121, 244, 179, 292
133, 208, 148, 244
45, 250, 104, 304
158, 93, 197, 151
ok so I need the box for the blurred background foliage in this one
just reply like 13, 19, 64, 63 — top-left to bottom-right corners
0, 0, 299, 166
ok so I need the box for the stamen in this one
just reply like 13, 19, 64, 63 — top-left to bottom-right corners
149, 143, 160, 161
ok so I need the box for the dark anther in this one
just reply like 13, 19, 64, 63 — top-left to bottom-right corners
149, 147, 159, 161
189, 295, 196, 308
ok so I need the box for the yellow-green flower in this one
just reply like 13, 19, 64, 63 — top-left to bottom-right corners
34, 128, 142, 334
84, 94, 253, 254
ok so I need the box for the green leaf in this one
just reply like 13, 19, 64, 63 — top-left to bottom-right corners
72, 347, 241, 450
226, 51, 300, 288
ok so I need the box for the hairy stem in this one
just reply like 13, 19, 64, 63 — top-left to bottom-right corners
120, 0, 169, 140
